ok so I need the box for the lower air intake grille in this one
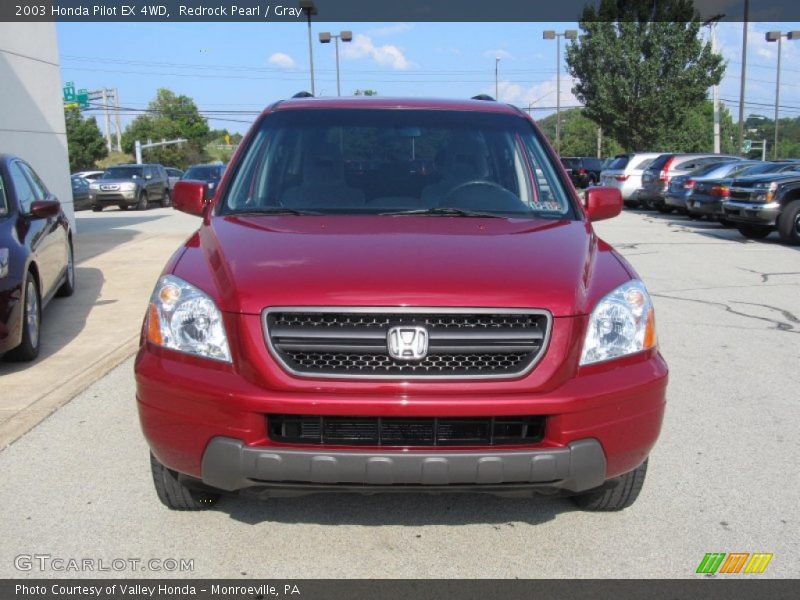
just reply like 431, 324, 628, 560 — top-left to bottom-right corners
267, 415, 546, 446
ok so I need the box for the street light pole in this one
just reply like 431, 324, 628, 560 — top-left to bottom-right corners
320, 30, 353, 96
299, 0, 317, 95
766, 30, 800, 159
737, 0, 749, 156
703, 15, 724, 153
495, 57, 500, 100
543, 29, 577, 155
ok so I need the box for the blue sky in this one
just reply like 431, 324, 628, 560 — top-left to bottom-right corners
57, 21, 800, 135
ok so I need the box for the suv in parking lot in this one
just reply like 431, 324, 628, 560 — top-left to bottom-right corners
561, 156, 603, 188
90, 164, 170, 211
639, 153, 740, 211
600, 152, 661, 205
136, 96, 668, 512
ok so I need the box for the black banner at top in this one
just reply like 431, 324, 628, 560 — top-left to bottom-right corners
3, 0, 800, 23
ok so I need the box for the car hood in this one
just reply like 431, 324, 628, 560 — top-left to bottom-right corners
172, 215, 633, 317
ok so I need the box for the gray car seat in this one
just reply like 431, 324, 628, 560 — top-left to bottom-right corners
281, 142, 365, 208
420, 137, 492, 206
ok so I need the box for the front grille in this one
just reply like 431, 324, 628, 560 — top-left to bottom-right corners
264, 308, 550, 379
268, 414, 546, 446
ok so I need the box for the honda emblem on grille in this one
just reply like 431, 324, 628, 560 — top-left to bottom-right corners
387, 325, 429, 361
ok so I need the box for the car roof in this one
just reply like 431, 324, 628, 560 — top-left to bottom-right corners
273, 96, 522, 115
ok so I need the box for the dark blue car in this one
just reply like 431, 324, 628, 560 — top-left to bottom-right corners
0, 154, 74, 361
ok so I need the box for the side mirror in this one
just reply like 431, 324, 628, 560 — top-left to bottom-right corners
172, 180, 207, 217
29, 199, 61, 219
585, 187, 622, 222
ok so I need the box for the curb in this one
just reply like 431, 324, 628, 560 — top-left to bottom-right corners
0, 335, 139, 450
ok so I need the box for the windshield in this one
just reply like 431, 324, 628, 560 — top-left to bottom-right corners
183, 166, 222, 180
222, 109, 574, 218
740, 162, 798, 176
103, 166, 143, 179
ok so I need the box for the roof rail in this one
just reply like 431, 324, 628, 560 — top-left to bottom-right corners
471, 94, 495, 101
292, 91, 314, 98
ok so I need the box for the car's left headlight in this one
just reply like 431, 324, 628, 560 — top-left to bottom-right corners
146, 275, 231, 362
580, 280, 657, 365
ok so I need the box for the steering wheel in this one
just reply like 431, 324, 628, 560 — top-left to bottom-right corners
444, 180, 509, 201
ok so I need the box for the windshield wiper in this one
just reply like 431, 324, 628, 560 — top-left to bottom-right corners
378, 207, 506, 218
229, 207, 325, 216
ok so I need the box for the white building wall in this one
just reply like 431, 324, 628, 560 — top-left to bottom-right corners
0, 22, 74, 228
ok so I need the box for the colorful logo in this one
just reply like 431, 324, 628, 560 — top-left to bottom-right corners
696, 553, 773, 574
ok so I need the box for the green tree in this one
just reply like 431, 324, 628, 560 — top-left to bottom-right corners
121, 89, 210, 169
65, 108, 107, 171
537, 108, 623, 157
566, 0, 725, 151
659, 100, 738, 153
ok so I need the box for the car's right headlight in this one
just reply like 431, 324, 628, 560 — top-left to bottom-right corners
146, 275, 231, 362
579, 280, 657, 365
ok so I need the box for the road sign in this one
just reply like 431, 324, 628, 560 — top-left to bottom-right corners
63, 81, 76, 103
742, 139, 752, 153
76, 89, 89, 109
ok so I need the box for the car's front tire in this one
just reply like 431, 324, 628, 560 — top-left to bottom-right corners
571, 459, 647, 511
150, 453, 220, 511
161, 189, 171, 208
91, 205, 102, 212
777, 199, 800, 245
136, 191, 149, 211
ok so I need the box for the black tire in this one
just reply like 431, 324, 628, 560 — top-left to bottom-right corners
776, 199, 800, 245
161, 189, 171, 208
5, 273, 41, 362
718, 218, 733, 228
571, 459, 648, 511
136, 191, 148, 211
737, 224, 772, 240
150, 453, 220, 510
91, 205, 102, 212
56, 241, 75, 298
657, 204, 672, 214
624, 200, 641, 209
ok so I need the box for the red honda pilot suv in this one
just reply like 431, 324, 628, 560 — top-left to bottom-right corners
135, 96, 667, 512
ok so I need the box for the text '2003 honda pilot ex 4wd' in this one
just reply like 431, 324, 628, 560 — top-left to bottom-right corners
135, 96, 668, 512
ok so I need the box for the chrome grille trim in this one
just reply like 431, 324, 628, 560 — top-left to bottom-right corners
262, 307, 552, 380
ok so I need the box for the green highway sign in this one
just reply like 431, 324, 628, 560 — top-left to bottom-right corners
62, 81, 76, 102
76, 88, 89, 108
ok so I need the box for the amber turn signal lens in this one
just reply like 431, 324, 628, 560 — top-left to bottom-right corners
147, 303, 162, 345
643, 307, 657, 349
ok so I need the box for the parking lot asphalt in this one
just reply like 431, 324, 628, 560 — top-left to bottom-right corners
0, 209, 798, 578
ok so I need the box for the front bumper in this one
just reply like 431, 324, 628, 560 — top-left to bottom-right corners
722, 201, 780, 226
201, 437, 606, 493
90, 191, 137, 206
686, 196, 723, 217
136, 337, 668, 493
664, 192, 688, 209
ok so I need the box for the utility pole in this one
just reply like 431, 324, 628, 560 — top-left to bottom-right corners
706, 17, 722, 153
495, 57, 500, 100
597, 127, 602, 158
113, 88, 122, 152
101, 88, 112, 151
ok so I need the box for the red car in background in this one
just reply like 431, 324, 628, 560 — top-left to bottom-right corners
135, 97, 668, 512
